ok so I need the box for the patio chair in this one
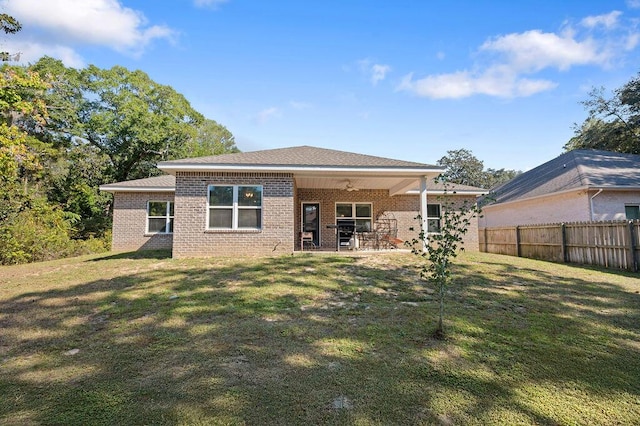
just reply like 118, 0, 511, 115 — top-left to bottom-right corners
375, 212, 402, 249
300, 231, 316, 250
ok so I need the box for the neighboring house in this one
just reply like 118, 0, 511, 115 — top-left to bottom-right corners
479, 149, 640, 228
100, 146, 484, 257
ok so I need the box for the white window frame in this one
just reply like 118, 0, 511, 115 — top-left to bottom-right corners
146, 201, 174, 234
335, 202, 373, 231
427, 203, 441, 234
207, 185, 263, 230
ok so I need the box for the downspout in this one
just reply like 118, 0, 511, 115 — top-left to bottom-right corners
590, 188, 603, 221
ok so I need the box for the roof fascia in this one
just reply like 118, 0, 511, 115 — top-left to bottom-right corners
99, 186, 175, 193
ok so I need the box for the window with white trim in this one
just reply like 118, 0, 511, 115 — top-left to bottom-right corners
147, 201, 174, 234
336, 202, 372, 231
427, 204, 441, 233
208, 185, 262, 229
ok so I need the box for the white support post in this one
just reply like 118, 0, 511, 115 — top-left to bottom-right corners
420, 176, 428, 252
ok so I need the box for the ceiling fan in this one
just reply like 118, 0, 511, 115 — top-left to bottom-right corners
343, 180, 359, 191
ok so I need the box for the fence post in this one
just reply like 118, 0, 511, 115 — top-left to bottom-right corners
484, 227, 488, 252
515, 226, 521, 257
628, 220, 638, 272
561, 223, 567, 263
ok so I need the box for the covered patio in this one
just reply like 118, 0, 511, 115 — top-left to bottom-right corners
292, 170, 441, 252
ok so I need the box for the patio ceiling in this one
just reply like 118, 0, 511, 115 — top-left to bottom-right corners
294, 172, 440, 196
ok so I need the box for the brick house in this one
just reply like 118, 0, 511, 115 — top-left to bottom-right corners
100, 146, 484, 257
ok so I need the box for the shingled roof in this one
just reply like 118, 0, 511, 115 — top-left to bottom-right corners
487, 149, 640, 204
99, 175, 176, 192
158, 145, 438, 170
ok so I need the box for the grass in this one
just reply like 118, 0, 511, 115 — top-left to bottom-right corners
0, 250, 639, 425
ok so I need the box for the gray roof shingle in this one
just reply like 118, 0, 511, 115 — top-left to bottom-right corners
99, 174, 176, 191
487, 149, 640, 204
158, 145, 438, 169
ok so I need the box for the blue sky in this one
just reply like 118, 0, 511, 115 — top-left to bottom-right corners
3, 0, 640, 170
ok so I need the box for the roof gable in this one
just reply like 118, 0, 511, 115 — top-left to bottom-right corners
488, 149, 640, 204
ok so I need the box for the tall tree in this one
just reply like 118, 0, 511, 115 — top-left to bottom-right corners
482, 168, 521, 189
437, 149, 520, 189
566, 74, 640, 154
437, 149, 485, 187
172, 118, 239, 159
76, 65, 205, 181
28, 58, 204, 181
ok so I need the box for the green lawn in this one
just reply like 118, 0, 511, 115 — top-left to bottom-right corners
1, 250, 639, 425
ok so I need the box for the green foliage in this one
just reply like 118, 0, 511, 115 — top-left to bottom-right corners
0, 65, 49, 126
173, 118, 239, 159
407, 178, 482, 338
0, 13, 21, 34
74, 64, 204, 181
0, 194, 75, 264
566, 75, 640, 154
437, 148, 484, 187
437, 148, 520, 189
0, 56, 236, 264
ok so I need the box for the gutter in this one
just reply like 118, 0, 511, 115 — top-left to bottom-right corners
99, 186, 175, 193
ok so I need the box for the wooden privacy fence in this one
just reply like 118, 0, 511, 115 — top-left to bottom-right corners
479, 221, 640, 272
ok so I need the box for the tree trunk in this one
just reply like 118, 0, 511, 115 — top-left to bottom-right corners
434, 279, 446, 339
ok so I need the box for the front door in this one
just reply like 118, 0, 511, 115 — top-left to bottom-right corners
302, 203, 320, 246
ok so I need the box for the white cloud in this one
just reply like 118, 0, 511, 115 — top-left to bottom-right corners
370, 64, 391, 85
255, 107, 281, 124
357, 59, 391, 85
2, 0, 175, 65
581, 11, 622, 29
397, 10, 638, 99
2, 40, 85, 68
480, 29, 609, 72
397, 69, 557, 99
626, 0, 640, 9
625, 32, 640, 50
194, 0, 228, 8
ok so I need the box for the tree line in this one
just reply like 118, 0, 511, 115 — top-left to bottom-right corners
1, 55, 238, 264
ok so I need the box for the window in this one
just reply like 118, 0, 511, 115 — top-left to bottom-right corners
427, 204, 441, 233
625, 205, 640, 220
147, 201, 174, 234
336, 202, 372, 231
208, 185, 262, 229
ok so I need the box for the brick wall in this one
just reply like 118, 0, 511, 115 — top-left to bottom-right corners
111, 191, 174, 251
295, 189, 479, 251
173, 172, 295, 258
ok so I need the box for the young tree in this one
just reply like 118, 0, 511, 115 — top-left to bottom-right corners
407, 178, 482, 339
